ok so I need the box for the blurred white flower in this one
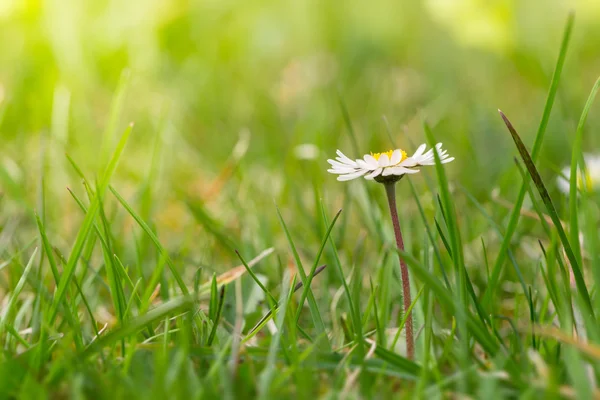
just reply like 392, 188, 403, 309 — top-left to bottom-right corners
294, 143, 320, 160
557, 154, 600, 194
327, 143, 454, 182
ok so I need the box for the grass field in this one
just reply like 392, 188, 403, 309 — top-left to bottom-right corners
2, 1, 600, 398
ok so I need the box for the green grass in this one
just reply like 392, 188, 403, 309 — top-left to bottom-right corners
2, 1, 600, 398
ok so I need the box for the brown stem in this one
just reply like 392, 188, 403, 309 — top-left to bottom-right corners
383, 181, 414, 360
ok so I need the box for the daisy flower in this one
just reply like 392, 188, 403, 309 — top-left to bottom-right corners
326, 141, 454, 360
557, 153, 600, 194
327, 143, 454, 182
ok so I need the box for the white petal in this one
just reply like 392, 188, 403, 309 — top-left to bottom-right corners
364, 168, 382, 180
405, 168, 420, 174
398, 157, 418, 167
392, 166, 420, 175
335, 156, 357, 165
390, 149, 402, 165
356, 159, 375, 170
412, 144, 427, 158
441, 157, 455, 164
378, 154, 390, 167
328, 159, 353, 168
382, 167, 395, 176
336, 150, 355, 165
363, 154, 378, 168
328, 167, 358, 174
337, 169, 368, 181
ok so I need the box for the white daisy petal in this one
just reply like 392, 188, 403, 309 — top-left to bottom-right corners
336, 150, 355, 165
337, 169, 368, 181
390, 149, 402, 165
412, 144, 427, 158
364, 168, 383, 180
328, 159, 352, 168
398, 157, 418, 167
335, 155, 357, 164
378, 154, 390, 167
364, 154, 378, 168
392, 166, 420, 175
356, 159, 375, 170
328, 167, 359, 174
385, 167, 408, 176
441, 157, 455, 164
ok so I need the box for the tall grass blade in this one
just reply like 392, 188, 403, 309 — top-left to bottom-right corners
276, 205, 330, 351
568, 77, 600, 266
498, 110, 594, 319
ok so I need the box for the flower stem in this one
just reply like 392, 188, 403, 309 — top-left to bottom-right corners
383, 181, 414, 360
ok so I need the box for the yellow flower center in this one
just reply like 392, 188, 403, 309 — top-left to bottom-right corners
371, 149, 407, 163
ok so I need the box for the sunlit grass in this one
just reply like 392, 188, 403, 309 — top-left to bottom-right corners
1, 2, 600, 398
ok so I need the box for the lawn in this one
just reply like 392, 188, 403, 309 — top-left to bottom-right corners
1, 1, 600, 398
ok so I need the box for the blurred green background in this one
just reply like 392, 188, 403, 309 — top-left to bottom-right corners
1, 0, 599, 273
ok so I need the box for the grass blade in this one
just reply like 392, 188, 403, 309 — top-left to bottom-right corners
568, 77, 600, 266
81, 295, 194, 359
207, 286, 226, 346
0, 248, 38, 337
276, 205, 330, 351
483, 13, 574, 309
295, 208, 342, 324
498, 110, 594, 320
109, 185, 189, 295
49, 124, 133, 324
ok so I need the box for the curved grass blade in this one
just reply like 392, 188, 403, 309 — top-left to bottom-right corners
235, 250, 276, 305
81, 296, 194, 356
0, 248, 38, 338
185, 200, 238, 253
109, 185, 189, 295
408, 180, 450, 289
321, 203, 362, 353
197, 247, 275, 296
49, 124, 133, 324
498, 110, 594, 320
242, 265, 327, 343
35, 214, 60, 286
276, 205, 330, 351
295, 209, 342, 324
207, 286, 226, 346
